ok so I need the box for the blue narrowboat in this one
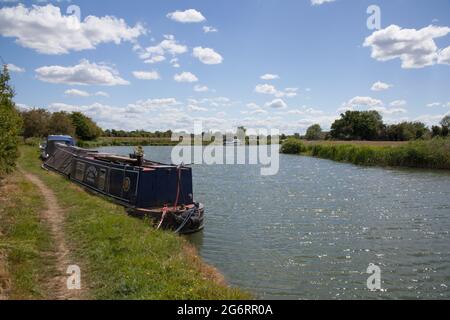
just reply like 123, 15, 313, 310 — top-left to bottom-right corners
41, 136, 204, 234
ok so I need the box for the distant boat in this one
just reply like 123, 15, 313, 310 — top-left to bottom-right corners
224, 138, 242, 146
40, 136, 204, 234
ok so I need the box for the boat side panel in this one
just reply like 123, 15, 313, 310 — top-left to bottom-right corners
70, 158, 139, 206
136, 168, 194, 208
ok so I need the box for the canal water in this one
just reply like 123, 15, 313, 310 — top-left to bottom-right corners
98, 146, 450, 299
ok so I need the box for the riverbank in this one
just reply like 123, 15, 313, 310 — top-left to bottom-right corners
0, 146, 250, 299
280, 138, 450, 170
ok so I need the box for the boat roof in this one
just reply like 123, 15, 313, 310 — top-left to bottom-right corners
47, 135, 75, 142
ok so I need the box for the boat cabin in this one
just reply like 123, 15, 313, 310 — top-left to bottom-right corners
41, 135, 76, 160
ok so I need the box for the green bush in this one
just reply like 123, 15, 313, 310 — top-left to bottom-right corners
0, 65, 22, 177
280, 138, 306, 154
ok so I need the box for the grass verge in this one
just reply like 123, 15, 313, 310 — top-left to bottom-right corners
0, 171, 55, 299
281, 138, 450, 169
18, 145, 250, 299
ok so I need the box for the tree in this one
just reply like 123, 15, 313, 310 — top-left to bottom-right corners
0, 65, 22, 176
431, 125, 442, 138
386, 122, 429, 141
70, 112, 103, 141
441, 115, 450, 128
440, 115, 450, 137
305, 124, 323, 140
49, 111, 76, 137
21, 108, 51, 138
330, 110, 384, 140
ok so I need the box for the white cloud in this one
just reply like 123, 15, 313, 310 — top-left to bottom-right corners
254, 84, 297, 98
144, 55, 166, 64
7, 63, 25, 73
0, 4, 145, 55
265, 98, 287, 109
438, 46, 450, 65
174, 72, 198, 83
363, 24, 450, 68
369, 106, 407, 115
255, 84, 277, 95
241, 108, 268, 115
426, 102, 450, 108
203, 26, 218, 33
132, 71, 160, 80
126, 98, 180, 113
192, 47, 223, 65
414, 111, 450, 126
194, 85, 209, 92
139, 35, 187, 64
390, 100, 406, 107
65, 89, 90, 97
371, 81, 392, 91
167, 9, 205, 23
95, 91, 109, 97
342, 96, 384, 109
260, 74, 279, 80
187, 105, 208, 112
35, 59, 129, 86
246, 103, 260, 109
64, 89, 110, 98
311, 0, 335, 5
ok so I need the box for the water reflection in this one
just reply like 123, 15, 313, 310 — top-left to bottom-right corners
98, 146, 450, 299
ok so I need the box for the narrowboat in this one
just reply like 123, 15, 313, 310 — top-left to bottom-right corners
40, 136, 204, 234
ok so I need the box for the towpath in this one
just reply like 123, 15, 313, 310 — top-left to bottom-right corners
21, 168, 86, 300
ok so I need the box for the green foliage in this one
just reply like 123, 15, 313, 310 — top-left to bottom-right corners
70, 112, 103, 141
298, 138, 450, 169
431, 125, 442, 138
21, 108, 51, 139
48, 111, 76, 137
441, 115, 450, 128
0, 65, 22, 176
280, 138, 306, 154
385, 122, 429, 141
330, 110, 384, 140
305, 124, 323, 141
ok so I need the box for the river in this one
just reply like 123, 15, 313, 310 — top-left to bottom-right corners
98, 146, 450, 299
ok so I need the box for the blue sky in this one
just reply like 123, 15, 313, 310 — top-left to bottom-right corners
1, 0, 449, 133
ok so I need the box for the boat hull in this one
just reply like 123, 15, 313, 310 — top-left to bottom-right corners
42, 142, 204, 234
128, 203, 205, 234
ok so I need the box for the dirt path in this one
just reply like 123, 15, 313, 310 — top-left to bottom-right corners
20, 169, 85, 300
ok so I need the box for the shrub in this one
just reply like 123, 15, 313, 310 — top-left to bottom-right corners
280, 138, 306, 154
0, 65, 22, 177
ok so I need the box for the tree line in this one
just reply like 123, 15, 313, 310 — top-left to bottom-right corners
302, 110, 450, 141
21, 109, 103, 141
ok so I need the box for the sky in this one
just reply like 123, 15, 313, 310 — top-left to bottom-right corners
0, 0, 449, 134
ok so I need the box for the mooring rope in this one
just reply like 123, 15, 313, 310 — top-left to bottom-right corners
174, 207, 196, 234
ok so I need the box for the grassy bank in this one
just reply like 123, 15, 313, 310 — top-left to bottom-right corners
0, 171, 55, 299
18, 145, 249, 299
280, 138, 450, 169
